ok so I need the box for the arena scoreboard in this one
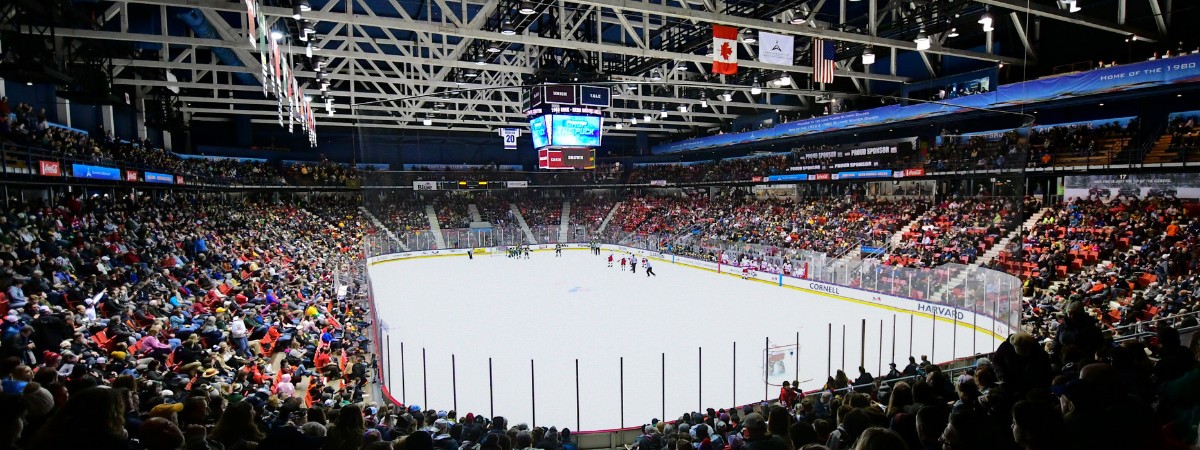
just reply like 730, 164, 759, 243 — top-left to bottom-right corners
525, 85, 607, 170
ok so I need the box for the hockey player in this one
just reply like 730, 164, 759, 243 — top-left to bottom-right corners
607, 254, 614, 267
645, 259, 656, 277
523, 246, 531, 259
555, 243, 563, 257
620, 257, 627, 271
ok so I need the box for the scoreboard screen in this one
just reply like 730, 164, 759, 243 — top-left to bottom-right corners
538, 148, 596, 170
549, 115, 602, 147
529, 116, 550, 149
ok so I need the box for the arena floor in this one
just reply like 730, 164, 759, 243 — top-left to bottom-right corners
368, 249, 1002, 431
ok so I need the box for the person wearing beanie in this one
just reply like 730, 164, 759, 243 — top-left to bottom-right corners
21, 383, 54, 419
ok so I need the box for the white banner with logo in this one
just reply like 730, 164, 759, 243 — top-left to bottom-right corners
506, 181, 529, 188
413, 181, 438, 191
758, 31, 795, 66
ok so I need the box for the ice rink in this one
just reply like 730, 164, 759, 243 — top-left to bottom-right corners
368, 249, 1003, 431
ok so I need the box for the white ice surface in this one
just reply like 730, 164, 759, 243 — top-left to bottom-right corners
369, 250, 1001, 431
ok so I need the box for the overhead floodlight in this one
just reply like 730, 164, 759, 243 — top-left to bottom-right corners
789, 12, 806, 25
486, 41, 503, 53
423, 118, 433, 126
750, 77, 762, 95
295, 0, 311, 12
475, 53, 488, 65
674, 61, 687, 71
643, 114, 652, 122
861, 46, 875, 65
293, 5, 303, 19
631, 117, 638, 125
1057, 0, 1081, 12
721, 92, 733, 102
615, 122, 623, 129
500, 18, 517, 35
701, 99, 708, 108
303, 95, 313, 102
270, 29, 285, 41
777, 72, 792, 84
649, 69, 663, 81
677, 104, 688, 113
742, 30, 757, 44
660, 107, 668, 118
914, 30, 931, 51
518, 1, 538, 15
946, 28, 960, 38
464, 70, 479, 78
978, 10, 994, 32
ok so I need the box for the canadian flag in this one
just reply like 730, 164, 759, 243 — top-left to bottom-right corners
712, 24, 738, 75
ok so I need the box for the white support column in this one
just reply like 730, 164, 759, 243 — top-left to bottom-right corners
56, 97, 72, 128
101, 105, 116, 135
162, 130, 173, 151
0, 78, 6, 98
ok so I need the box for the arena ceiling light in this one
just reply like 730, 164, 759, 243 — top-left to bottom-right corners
614, 122, 623, 129
500, 18, 517, 35
518, 1, 538, 15
475, 53, 488, 65
861, 46, 875, 65
914, 30, 931, 51
631, 117, 638, 125
978, 9, 994, 32
486, 41, 503, 53
648, 69, 664, 81
292, 0, 310, 18
721, 92, 734, 102
750, 77, 762, 95
777, 72, 792, 84
742, 30, 757, 44
677, 104, 688, 113
947, 28, 960, 38
660, 107, 669, 118
464, 69, 480, 78
1057, 0, 1081, 13
270, 29, 284, 41
789, 11, 806, 25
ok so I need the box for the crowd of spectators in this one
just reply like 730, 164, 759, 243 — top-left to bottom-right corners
0, 96, 364, 186
0, 191, 385, 450
1168, 112, 1199, 151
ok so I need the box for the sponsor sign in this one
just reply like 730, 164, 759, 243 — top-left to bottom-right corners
145, 172, 174, 184
175, 175, 185, 185
750, 176, 763, 182
649, 180, 668, 186
812, 173, 831, 181
506, 181, 529, 188
904, 168, 926, 177
413, 181, 439, 191
837, 169, 893, 180
529, 87, 544, 107
579, 86, 611, 107
125, 170, 139, 182
71, 164, 121, 181
38, 161, 61, 176
765, 174, 808, 182
544, 85, 577, 104
539, 148, 596, 170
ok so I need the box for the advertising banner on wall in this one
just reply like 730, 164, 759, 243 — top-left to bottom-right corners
38, 161, 61, 176
506, 181, 529, 188
125, 170, 139, 182
145, 172, 175, 184
413, 181, 439, 191
1064, 173, 1200, 199
72, 164, 121, 181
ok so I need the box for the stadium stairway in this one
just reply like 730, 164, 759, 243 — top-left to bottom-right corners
928, 205, 1052, 302
468, 204, 483, 222
597, 202, 623, 234
558, 200, 571, 242
509, 203, 539, 244
359, 206, 410, 251
425, 205, 448, 249
975, 206, 1052, 267
890, 219, 922, 247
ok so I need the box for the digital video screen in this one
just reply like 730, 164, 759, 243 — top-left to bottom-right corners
529, 116, 550, 149
550, 115, 602, 147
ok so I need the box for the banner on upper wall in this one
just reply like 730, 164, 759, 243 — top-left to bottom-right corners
653, 53, 1200, 154
125, 170, 139, 182
72, 164, 121, 181
758, 31, 794, 66
1064, 173, 1200, 199
650, 180, 668, 186
506, 181, 529, 188
413, 181, 439, 191
175, 176, 185, 185
145, 172, 175, 184
38, 161, 61, 177
498, 128, 522, 150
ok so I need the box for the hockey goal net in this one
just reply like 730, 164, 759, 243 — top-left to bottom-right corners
764, 339, 800, 387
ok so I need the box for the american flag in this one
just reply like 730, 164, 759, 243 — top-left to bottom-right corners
813, 38, 836, 84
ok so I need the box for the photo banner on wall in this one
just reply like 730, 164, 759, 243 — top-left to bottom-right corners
1064, 173, 1200, 199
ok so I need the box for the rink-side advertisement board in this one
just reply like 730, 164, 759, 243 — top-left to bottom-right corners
368, 245, 1014, 339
